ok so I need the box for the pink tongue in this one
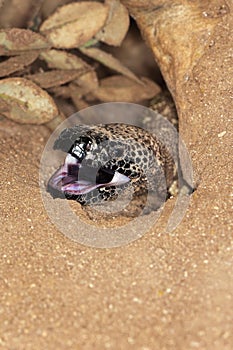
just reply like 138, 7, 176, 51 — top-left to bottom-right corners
62, 181, 103, 195
62, 175, 78, 186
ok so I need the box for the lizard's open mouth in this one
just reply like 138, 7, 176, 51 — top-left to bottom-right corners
47, 153, 130, 198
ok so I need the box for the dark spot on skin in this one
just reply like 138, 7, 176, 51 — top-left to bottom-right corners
130, 172, 138, 178
109, 141, 116, 147
124, 169, 132, 177
102, 154, 108, 162
114, 147, 124, 157
118, 160, 125, 167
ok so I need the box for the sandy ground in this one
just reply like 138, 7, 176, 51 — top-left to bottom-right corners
0, 11, 233, 350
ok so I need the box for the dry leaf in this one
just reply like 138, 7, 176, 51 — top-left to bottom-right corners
0, 78, 58, 124
39, 49, 91, 70
45, 111, 67, 131
40, 2, 109, 49
73, 70, 99, 94
0, 51, 39, 78
92, 75, 161, 102
72, 98, 90, 111
70, 83, 90, 110
95, 0, 129, 46
48, 85, 71, 98
26, 69, 86, 89
79, 46, 141, 84
0, 28, 50, 55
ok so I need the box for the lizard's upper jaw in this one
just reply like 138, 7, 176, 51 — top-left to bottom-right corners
47, 153, 130, 198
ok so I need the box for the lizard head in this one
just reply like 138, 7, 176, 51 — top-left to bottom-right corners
47, 123, 167, 207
